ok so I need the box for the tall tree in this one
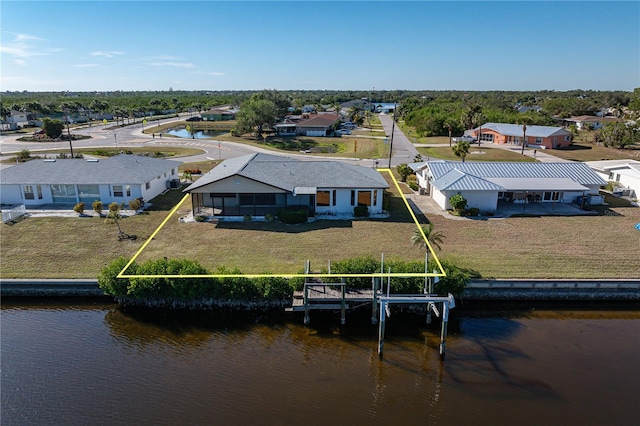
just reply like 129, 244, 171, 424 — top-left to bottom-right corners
233, 93, 278, 138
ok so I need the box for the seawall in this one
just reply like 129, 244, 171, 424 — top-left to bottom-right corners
2, 278, 640, 301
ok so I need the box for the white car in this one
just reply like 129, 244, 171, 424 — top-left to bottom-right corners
336, 129, 352, 135
453, 135, 477, 143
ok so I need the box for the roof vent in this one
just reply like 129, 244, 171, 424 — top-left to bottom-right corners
43, 159, 56, 162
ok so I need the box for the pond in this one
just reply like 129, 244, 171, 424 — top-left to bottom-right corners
164, 127, 227, 139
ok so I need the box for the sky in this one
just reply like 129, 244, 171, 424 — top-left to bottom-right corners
1, 1, 638, 92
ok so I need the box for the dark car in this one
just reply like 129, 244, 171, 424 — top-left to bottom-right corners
185, 116, 202, 122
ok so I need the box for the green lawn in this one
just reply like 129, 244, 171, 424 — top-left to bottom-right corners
417, 146, 538, 162
2, 173, 639, 279
545, 141, 640, 162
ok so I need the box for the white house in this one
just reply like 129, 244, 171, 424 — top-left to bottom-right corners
586, 159, 640, 198
0, 154, 181, 207
184, 153, 388, 218
410, 161, 607, 212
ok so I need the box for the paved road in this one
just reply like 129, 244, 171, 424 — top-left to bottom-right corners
378, 114, 419, 167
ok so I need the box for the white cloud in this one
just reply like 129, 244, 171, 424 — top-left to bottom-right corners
75, 63, 99, 68
0, 32, 49, 59
91, 50, 124, 58
14, 59, 26, 66
149, 62, 195, 68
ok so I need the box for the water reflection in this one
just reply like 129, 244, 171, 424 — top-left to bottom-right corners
164, 127, 226, 139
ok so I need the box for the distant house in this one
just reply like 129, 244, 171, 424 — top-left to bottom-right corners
586, 159, 640, 198
201, 109, 235, 121
0, 155, 180, 207
559, 115, 620, 130
275, 113, 340, 137
6, 110, 34, 124
410, 161, 606, 212
516, 105, 542, 113
184, 153, 388, 218
467, 123, 573, 149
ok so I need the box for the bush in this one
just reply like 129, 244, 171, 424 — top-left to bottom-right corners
408, 181, 419, 191
465, 207, 480, 216
278, 208, 308, 224
243, 214, 252, 221
98, 257, 133, 296
17, 149, 31, 161
129, 198, 142, 211
92, 200, 103, 216
73, 202, 85, 215
354, 205, 369, 217
396, 163, 413, 182
264, 212, 274, 222
195, 215, 206, 222
449, 193, 467, 212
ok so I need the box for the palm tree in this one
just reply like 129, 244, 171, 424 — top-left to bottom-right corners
452, 140, 470, 162
411, 223, 446, 251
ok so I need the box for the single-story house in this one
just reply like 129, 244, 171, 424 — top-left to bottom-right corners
274, 113, 340, 137
467, 123, 573, 149
586, 159, 640, 198
201, 109, 235, 121
0, 154, 181, 207
184, 153, 388, 217
410, 161, 607, 212
558, 115, 620, 130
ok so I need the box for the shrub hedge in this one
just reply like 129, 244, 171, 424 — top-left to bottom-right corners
98, 256, 469, 302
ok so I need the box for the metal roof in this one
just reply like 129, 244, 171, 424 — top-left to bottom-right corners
185, 153, 389, 193
473, 123, 570, 138
0, 154, 181, 185
431, 169, 503, 191
488, 178, 588, 192
426, 161, 606, 192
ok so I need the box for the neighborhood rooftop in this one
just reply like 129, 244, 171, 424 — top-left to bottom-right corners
185, 153, 389, 193
472, 123, 569, 138
0, 154, 181, 185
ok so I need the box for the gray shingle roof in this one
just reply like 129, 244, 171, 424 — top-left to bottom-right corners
0, 154, 181, 185
427, 161, 606, 191
185, 153, 389, 192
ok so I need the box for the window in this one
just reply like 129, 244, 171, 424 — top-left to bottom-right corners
113, 185, 123, 197
357, 190, 372, 206
51, 184, 76, 203
332, 190, 337, 206
317, 190, 330, 206
535, 137, 543, 144
615, 174, 621, 182
78, 185, 100, 203
23, 185, 35, 200
480, 133, 493, 142
145, 182, 150, 190
240, 194, 253, 205
373, 190, 377, 206
254, 194, 276, 205
171, 169, 176, 175
126, 185, 131, 197
36, 185, 42, 199
565, 135, 571, 141
351, 190, 355, 206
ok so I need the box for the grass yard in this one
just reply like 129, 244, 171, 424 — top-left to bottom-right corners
545, 141, 640, 162
417, 146, 538, 162
1, 172, 639, 279
430, 202, 640, 279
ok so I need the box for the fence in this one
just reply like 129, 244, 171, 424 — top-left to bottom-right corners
2, 204, 26, 223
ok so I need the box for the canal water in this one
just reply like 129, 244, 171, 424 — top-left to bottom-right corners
1, 302, 639, 425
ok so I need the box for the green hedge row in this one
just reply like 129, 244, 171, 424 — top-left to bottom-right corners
98, 256, 470, 301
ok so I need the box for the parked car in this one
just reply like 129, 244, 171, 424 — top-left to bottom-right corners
342, 122, 357, 129
336, 129, 352, 136
185, 116, 202, 122
453, 135, 477, 143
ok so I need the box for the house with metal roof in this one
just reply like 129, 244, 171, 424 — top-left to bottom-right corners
410, 161, 606, 212
184, 153, 389, 218
586, 159, 640, 198
0, 154, 181, 207
467, 123, 573, 150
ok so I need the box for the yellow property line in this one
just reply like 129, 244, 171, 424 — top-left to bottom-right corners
118, 169, 446, 279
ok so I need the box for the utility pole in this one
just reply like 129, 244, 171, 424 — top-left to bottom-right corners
65, 110, 74, 158
387, 102, 396, 168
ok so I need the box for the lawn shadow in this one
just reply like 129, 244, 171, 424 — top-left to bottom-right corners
214, 219, 354, 234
